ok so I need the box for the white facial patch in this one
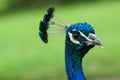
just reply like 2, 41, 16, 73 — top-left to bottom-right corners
80, 32, 96, 46
68, 31, 102, 46
79, 31, 92, 42
68, 31, 93, 45
68, 32, 80, 44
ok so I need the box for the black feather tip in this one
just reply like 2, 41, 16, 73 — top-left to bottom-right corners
39, 7, 55, 43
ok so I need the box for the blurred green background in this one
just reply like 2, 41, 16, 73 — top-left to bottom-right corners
0, 0, 120, 80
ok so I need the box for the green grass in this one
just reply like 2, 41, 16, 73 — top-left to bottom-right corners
0, 1, 120, 80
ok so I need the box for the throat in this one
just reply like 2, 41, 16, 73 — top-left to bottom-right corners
65, 51, 86, 80
64, 39, 92, 80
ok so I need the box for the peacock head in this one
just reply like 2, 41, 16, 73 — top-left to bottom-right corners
66, 22, 102, 49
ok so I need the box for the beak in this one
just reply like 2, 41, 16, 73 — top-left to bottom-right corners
85, 33, 102, 46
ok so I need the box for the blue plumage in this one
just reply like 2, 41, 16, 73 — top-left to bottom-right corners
66, 22, 95, 35
65, 23, 96, 80
39, 7, 102, 80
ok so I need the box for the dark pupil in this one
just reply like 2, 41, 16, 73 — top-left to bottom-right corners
72, 31, 80, 39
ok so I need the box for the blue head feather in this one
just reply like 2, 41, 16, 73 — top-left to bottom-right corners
66, 22, 95, 36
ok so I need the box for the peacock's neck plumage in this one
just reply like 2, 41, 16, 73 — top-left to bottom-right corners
65, 35, 94, 80
65, 50, 86, 80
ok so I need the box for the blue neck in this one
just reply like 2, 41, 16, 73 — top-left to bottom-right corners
65, 39, 90, 80
65, 49, 86, 80
65, 36, 94, 80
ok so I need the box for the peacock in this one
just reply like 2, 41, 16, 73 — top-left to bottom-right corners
39, 7, 102, 80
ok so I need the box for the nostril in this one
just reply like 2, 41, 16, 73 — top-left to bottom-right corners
88, 33, 96, 41
89, 37, 95, 40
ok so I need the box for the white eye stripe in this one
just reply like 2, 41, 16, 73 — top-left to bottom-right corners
68, 32, 80, 44
68, 31, 93, 45
79, 31, 92, 41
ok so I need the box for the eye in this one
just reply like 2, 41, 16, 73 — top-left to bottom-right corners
71, 31, 81, 39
